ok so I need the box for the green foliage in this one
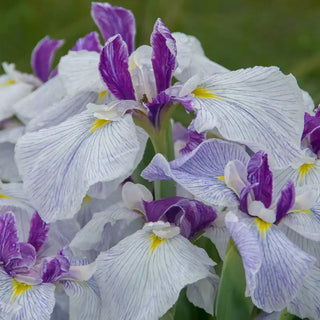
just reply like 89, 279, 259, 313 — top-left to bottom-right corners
1, 0, 320, 101
216, 239, 254, 320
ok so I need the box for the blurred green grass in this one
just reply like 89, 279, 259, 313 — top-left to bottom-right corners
0, 0, 319, 100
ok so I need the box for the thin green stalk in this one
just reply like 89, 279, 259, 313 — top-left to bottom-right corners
133, 104, 176, 199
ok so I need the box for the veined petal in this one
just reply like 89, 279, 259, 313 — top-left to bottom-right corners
151, 18, 176, 93
27, 91, 99, 132
58, 51, 105, 95
283, 209, 320, 241
281, 224, 320, 268
13, 75, 66, 124
142, 139, 250, 206
225, 211, 262, 296
70, 202, 142, 253
0, 183, 35, 241
15, 111, 147, 222
91, 2, 135, 54
0, 269, 16, 306
273, 159, 320, 196
0, 82, 33, 121
251, 224, 315, 312
192, 67, 304, 168
31, 36, 64, 82
72, 32, 101, 53
301, 89, 315, 114
63, 279, 101, 320
10, 282, 55, 320
172, 32, 227, 82
99, 35, 135, 100
96, 227, 214, 320
287, 266, 320, 320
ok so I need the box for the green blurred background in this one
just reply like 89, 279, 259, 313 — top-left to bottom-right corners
0, 1, 317, 318
0, 0, 320, 102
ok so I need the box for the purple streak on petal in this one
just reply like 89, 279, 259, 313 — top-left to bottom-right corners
275, 181, 295, 223
239, 183, 258, 214
180, 120, 206, 155
171, 95, 195, 112
143, 197, 182, 222
72, 32, 101, 53
302, 112, 320, 141
91, 2, 135, 54
99, 35, 135, 100
28, 212, 49, 253
310, 129, 320, 154
0, 212, 20, 265
151, 18, 177, 93
5, 242, 36, 275
247, 151, 273, 208
144, 197, 216, 238
145, 91, 171, 126
31, 36, 64, 82
42, 253, 70, 283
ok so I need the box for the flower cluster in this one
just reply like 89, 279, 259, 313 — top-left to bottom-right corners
0, 2, 319, 320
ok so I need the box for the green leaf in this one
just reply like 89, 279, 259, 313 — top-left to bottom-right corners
215, 239, 254, 320
279, 309, 304, 320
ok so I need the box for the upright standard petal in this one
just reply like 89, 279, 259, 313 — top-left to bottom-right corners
99, 35, 135, 100
72, 32, 101, 53
31, 36, 64, 82
15, 111, 146, 222
0, 212, 20, 265
28, 212, 49, 252
96, 227, 214, 320
91, 2, 135, 54
247, 151, 273, 208
192, 67, 304, 168
151, 19, 177, 93
142, 139, 250, 206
